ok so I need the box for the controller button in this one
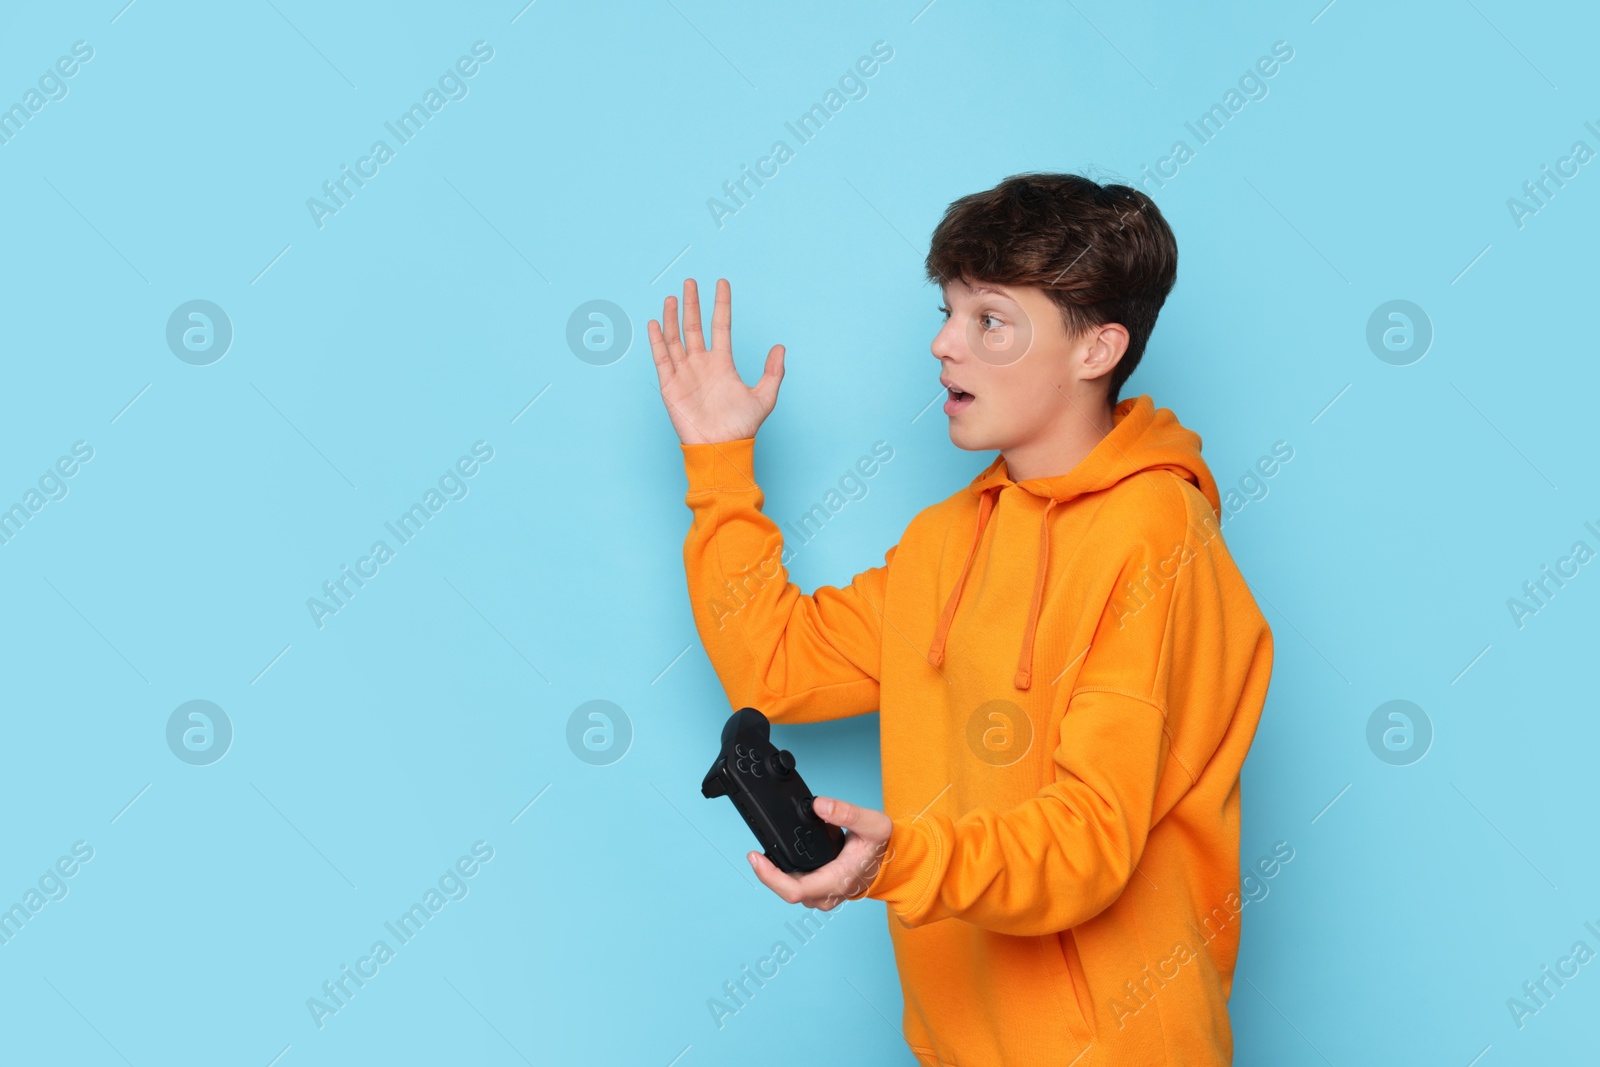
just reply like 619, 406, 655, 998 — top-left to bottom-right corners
769, 750, 796, 776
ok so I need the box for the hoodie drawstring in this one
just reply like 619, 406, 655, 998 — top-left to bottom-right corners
1013, 497, 1058, 690
925, 485, 997, 672
924, 486, 1055, 691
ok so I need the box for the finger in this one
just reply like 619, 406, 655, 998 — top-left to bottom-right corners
647, 319, 672, 370
814, 796, 893, 838
747, 851, 804, 904
647, 320, 677, 391
753, 851, 854, 909
753, 343, 785, 409
681, 278, 705, 352
711, 277, 733, 352
662, 294, 686, 361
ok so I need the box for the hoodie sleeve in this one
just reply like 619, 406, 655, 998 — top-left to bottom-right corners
863, 498, 1214, 935
681, 437, 891, 725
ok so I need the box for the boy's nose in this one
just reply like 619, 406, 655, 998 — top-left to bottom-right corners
931, 320, 963, 362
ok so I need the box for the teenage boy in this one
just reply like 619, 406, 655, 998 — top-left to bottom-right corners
649, 173, 1274, 1066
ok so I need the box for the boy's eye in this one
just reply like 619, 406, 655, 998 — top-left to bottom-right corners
937, 304, 951, 319
980, 313, 1004, 330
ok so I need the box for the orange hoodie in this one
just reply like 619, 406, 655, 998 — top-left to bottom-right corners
680, 395, 1274, 1066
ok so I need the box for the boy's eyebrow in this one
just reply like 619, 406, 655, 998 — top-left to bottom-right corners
944, 281, 1013, 298
968, 283, 1015, 298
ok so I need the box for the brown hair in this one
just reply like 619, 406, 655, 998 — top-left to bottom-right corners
925, 172, 1178, 403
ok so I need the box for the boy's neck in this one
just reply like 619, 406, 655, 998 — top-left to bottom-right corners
1001, 396, 1118, 483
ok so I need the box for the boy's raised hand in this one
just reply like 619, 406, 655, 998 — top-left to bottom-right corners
648, 278, 786, 446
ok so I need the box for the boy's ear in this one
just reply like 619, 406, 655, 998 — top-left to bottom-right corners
1078, 322, 1130, 382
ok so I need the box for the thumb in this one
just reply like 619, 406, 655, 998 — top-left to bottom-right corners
753, 343, 785, 408
814, 796, 893, 839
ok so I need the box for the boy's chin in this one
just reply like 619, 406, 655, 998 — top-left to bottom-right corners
947, 423, 998, 452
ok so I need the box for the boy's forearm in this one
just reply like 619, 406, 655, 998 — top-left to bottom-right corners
866, 686, 1167, 935
681, 437, 782, 705
681, 438, 886, 723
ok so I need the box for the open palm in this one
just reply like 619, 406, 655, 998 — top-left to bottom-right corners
648, 278, 785, 446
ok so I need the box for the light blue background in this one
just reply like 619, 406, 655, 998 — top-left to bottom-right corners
2, 0, 1597, 1063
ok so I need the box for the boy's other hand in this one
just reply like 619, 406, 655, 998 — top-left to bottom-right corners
746, 795, 892, 910
648, 277, 786, 445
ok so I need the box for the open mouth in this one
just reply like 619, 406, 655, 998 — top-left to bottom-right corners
943, 385, 974, 415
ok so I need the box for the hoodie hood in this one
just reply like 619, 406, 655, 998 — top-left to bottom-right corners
926, 394, 1220, 689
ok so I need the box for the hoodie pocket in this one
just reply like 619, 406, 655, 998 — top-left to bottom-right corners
1041, 929, 1097, 1052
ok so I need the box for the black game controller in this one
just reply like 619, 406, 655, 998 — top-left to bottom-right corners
701, 708, 845, 873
